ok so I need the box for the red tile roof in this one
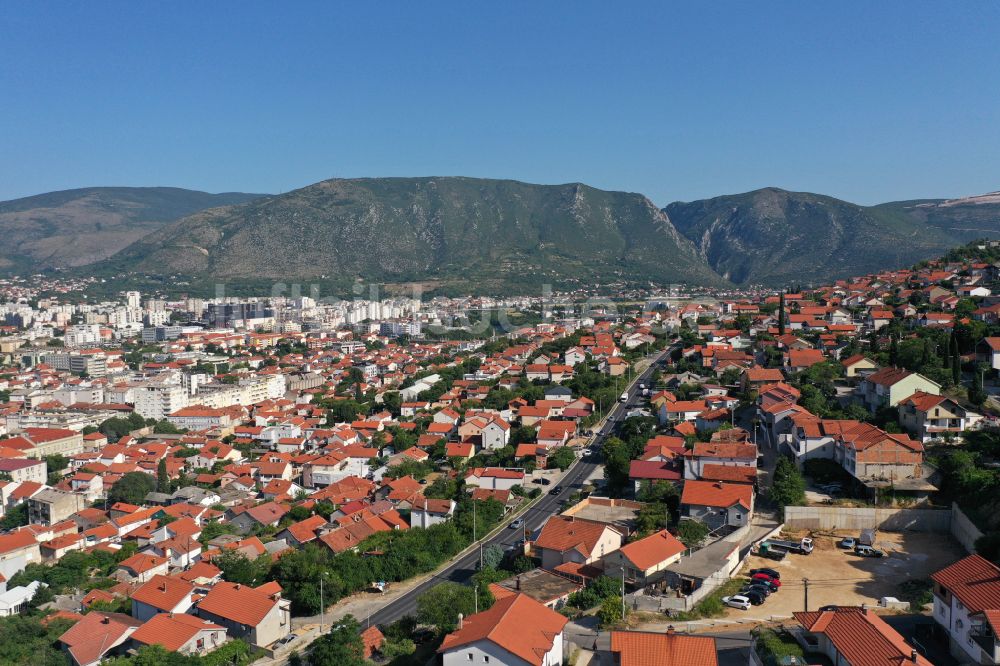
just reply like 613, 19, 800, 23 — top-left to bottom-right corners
438, 593, 567, 665
196, 581, 282, 627
681, 480, 753, 510
793, 607, 932, 666
931, 554, 1000, 614
618, 530, 687, 571
130, 613, 224, 652
131, 575, 194, 612
610, 630, 718, 666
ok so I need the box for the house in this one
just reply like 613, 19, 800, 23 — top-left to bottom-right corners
532, 515, 623, 571
27, 488, 86, 525
684, 440, 757, 480
858, 367, 941, 411
230, 501, 289, 534
491, 568, 583, 609
660, 400, 709, 424
0, 458, 46, 485
841, 354, 879, 379
785, 348, 825, 372
410, 497, 456, 528
793, 606, 932, 666
610, 629, 718, 666
628, 460, 681, 494
741, 366, 784, 393
932, 554, 1000, 664
680, 480, 753, 531
602, 530, 687, 588
464, 467, 525, 491
438, 592, 567, 666
898, 391, 982, 442
195, 581, 292, 648
59, 611, 143, 666
0, 530, 40, 581
130, 613, 228, 656
131, 575, 195, 621
115, 552, 169, 583
978, 337, 1000, 371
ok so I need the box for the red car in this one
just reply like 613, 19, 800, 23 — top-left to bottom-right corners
752, 573, 781, 587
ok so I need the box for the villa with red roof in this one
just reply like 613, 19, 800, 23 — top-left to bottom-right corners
439, 592, 567, 666
932, 554, 1000, 663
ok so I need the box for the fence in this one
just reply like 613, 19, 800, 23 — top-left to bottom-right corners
782, 506, 952, 533
782, 504, 984, 554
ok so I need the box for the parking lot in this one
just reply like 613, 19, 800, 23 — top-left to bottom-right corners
722, 530, 968, 620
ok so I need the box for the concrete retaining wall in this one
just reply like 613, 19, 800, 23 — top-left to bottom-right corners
783, 506, 952, 532
950, 502, 984, 554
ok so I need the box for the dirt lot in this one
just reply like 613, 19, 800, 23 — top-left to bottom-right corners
721, 530, 967, 620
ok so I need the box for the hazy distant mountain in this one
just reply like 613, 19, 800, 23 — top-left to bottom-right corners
0, 187, 265, 272
665, 187, 1000, 286
11, 180, 1000, 291
106, 177, 728, 292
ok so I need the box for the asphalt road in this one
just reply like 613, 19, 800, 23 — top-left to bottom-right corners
364, 348, 670, 629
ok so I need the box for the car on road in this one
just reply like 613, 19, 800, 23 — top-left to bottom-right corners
722, 595, 752, 610
751, 573, 781, 587
838, 537, 856, 549
549, 486, 563, 495
509, 518, 524, 530
855, 545, 885, 558
749, 568, 781, 580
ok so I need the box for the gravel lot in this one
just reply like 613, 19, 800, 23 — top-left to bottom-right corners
721, 530, 967, 620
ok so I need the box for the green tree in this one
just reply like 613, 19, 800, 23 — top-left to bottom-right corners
777, 292, 786, 337
156, 458, 171, 494
770, 457, 807, 516
416, 582, 476, 633
307, 615, 366, 666
546, 447, 576, 471
214, 550, 269, 586
108, 471, 156, 505
597, 594, 626, 627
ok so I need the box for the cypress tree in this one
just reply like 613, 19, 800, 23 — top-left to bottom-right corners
156, 457, 170, 494
778, 292, 786, 337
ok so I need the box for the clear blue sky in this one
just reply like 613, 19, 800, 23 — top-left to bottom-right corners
2, 1, 999, 205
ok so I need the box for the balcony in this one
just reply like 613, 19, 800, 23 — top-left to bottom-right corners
969, 626, 999, 662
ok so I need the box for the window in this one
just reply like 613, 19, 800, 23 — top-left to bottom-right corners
467, 655, 473, 661
484, 658, 490, 663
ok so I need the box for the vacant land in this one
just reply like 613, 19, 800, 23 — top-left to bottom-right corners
722, 531, 967, 620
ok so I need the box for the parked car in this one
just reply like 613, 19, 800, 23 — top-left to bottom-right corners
510, 518, 524, 530
741, 584, 770, 599
749, 568, 781, 580
549, 486, 562, 495
539, 477, 552, 485
819, 605, 839, 611
855, 545, 885, 558
741, 589, 767, 605
751, 573, 781, 587
275, 634, 298, 647
722, 595, 752, 610
838, 537, 856, 549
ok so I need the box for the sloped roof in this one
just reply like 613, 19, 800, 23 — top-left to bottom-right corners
793, 606, 932, 666
618, 530, 687, 571
438, 592, 567, 665
931, 554, 1000, 614
610, 630, 718, 666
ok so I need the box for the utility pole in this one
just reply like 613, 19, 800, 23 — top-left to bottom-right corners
320, 572, 326, 634
803, 578, 809, 612
620, 567, 626, 621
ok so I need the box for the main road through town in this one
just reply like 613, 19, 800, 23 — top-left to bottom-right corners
362, 347, 672, 630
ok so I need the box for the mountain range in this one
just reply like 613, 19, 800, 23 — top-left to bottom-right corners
3, 179, 999, 292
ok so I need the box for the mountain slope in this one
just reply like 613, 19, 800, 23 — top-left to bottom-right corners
107, 177, 728, 291
0, 187, 265, 272
874, 192, 1000, 241
664, 187, 990, 286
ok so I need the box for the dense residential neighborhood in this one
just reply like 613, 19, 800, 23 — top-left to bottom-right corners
2, 242, 1000, 664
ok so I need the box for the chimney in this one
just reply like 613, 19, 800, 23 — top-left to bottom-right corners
667, 625, 675, 634
101, 616, 110, 624
911, 649, 918, 663
457, 613, 464, 630
861, 603, 867, 615
515, 576, 521, 590
234, 584, 241, 590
